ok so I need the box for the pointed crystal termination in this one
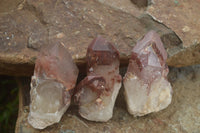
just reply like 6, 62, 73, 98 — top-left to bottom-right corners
28, 43, 79, 129
123, 31, 172, 117
74, 36, 122, 122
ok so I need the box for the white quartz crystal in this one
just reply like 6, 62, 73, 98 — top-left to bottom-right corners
124, 74, 172, 116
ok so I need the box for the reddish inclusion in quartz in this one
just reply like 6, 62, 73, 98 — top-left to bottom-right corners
86, 36, 120, 68
76, 36, 121, 100
75, 36, 121, 98
123, 31, 172, 116
75, 76, 106, 99
28, 43, 79, 129
126, 31, 169, 87
75, 36, 122, 121
34, 43, 79, 91
86, 36, 121, 93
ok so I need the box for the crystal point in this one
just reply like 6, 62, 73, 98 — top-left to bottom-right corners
123, 31, 172, 116
28, 43, 78, 129
75, 36, 122, 122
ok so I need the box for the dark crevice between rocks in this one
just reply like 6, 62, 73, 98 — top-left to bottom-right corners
0, 76, 19, 133
130, 0, 153, 8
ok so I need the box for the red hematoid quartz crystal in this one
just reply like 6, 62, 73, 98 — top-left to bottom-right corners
123, 31, 172, 116
28, 43, 79, 129
74, 36, 122, 122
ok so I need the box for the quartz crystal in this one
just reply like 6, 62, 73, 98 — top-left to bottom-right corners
123, 31, 172, 116
28, 43, 79, 129
75, 36, 122, 122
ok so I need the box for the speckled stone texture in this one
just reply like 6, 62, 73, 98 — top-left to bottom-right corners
2, 0, 200, 76
28, 43, 79, 129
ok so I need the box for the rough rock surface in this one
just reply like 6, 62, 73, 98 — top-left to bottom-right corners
123, 31, 172, 116
0, 0, 199, 76
147, 0, 200, 66
28, 43, 79, 129
75, 36, 122, 122
16, 65, 200, 133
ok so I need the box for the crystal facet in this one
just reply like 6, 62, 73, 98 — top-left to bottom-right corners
28, 43, 79, 129
75, 36, 122, 122
123, 31, 172, 116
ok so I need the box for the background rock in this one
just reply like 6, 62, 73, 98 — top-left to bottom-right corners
0, 0, 199, 76
147, 0, 200, 67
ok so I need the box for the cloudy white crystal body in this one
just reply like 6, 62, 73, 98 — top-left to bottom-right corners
28, 43, 78, 129
28, 78, 71, 129
75, 36, 122, 122
123, 31, 173, 116
78, 78, 121, 121
124, 74, 172, 116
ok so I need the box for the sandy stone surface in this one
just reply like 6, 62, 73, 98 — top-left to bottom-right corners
147, 0, 200, 67
0, 0, 199, 76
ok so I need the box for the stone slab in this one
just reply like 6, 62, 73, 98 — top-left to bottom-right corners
1, 0, 199, 76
